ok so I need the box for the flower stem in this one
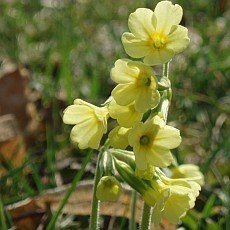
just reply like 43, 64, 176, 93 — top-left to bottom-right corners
140, 202, 152, 230
163, 62, 170, 78
89, 152, 102, 230
129, 190, 137, 230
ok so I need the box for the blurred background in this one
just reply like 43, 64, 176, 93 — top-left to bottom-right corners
0, 0, 229, 229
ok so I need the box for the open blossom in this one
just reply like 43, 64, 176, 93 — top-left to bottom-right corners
122, 1, 190, 65
143, 175, 201, 225
63, 99, 109, 149
111, 59, 160, 113
128, 115, 181, 170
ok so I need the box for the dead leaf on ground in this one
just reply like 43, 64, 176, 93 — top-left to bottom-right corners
0, 114, 26, 177
6, 180, 176, 230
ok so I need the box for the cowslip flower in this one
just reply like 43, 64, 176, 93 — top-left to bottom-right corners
143, 176, 201, 225
108, 97, 143, 128
111, 59, 160, 112
108, 126, 130, 149
63, 99, 109, 149
171, 164, 204, 186
128, 115, 181, 170
122, 1, 190, 65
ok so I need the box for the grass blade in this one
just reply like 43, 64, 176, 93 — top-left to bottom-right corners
47, 150, 93, 229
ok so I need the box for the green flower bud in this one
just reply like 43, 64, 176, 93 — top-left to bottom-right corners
96, 176, 122, 202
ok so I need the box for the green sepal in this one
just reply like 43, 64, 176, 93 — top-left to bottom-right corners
113, 158, 148, 194
109, 148, 136, 170
99, 150, 114, 177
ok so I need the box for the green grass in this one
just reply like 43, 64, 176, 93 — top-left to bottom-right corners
0, 0, 229, 229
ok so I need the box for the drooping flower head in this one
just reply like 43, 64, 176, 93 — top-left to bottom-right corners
63, 99, 109, 149
122, 1, 190, 65
111, 59, 160, 112
128, 115, 181, 170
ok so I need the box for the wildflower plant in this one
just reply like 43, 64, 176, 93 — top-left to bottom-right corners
62, 1, 203, 229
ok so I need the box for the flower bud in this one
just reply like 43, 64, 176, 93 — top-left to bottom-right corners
96, 176, 122, 202
113, 158, 148, 194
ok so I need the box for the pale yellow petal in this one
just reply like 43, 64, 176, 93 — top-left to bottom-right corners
171, 164, 204, 186
70, 120, 98, 149
63, 105, 93, 125
134, 89, 160, 112
166, 25, 190, 53
117, 108, 143, 128
154, 125, 181, 149
134, 145, 148, 170
162, 193, 190, 224
147, 146, 173, 167
109, 100, 143, 128
112, 83, 139, 106
88, 124, 105, 149
128, 8, 156, 39
74, 99, 97, 110
108, 126, 130, 149
128, 122, 143, 147
154, 1, 183, 34
110, 59, 139, 84
122, 32, 150, 58
152, 115, 165, 127
143, 48, 174, 65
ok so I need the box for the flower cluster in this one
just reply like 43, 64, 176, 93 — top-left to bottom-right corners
63, 1, 202, 226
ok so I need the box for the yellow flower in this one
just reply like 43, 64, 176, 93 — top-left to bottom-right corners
122, 1, 190, 65
108, 126, 130, 149
171, 164, 204, 186
143, 174, 201, 225
160, 177, 201, 224
111, 59, 160, 112
63, 99, 109, 149
96, 176, 122, 202
128, 116, 181, 170
108, 97, 143, 128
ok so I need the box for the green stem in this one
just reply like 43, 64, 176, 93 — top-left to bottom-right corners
0, 195, 7, 230
89, 149, 104, 230
47, 150, 93, 230
140, 202, 152, 230
163, 62, 170, 78
129, 190, 137, 230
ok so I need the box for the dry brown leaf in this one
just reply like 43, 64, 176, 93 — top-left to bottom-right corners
0, 114, 26, 176
6, 180, 176, 229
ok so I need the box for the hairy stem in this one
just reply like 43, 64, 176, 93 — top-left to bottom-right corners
140, 202, 152, 230
89, 151, 102, 230
163, 61, 170, 78
129, 190, 137, 230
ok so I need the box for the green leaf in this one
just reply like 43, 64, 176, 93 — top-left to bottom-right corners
202, 194, 216, 218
